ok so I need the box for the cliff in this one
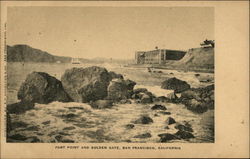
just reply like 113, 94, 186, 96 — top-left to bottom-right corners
171, 47, 214, 71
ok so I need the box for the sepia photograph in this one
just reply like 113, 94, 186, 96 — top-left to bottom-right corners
6, 6, 215, 143
0, 1, 249, 158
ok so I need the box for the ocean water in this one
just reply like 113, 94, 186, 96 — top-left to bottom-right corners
6, 62, 214, 143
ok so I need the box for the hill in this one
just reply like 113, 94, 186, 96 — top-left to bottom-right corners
173, 47, 214, 71
7, 45, 80, 63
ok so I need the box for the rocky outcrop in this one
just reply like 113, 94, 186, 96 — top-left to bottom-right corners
180, 84, 214, 113
175, 130, 194, 139
161, 77, 190, 93
107, 79, 136, 101
61, 67, 112, 103
18, 72, 72, 104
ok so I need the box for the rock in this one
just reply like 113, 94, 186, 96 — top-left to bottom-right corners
181, 90, 201, 101
89, 100, 113, 109
134, 115, 153, 124
186, 99, 208, 113
151, 104, 167, 110
174, 123, 193, 132
7, 101, 35, 114
158, 133, 178, 142
125, 124, 135, 129
134, 133, 151, 138
141, 94, 153, 104
109, 71, 123, 79
164, 126, 170, 129
194, 73, 200, 77
166, 117, 176, 125
180, 85, 214, 113
8, 134, 28, 141
107, 79, 136, 101
18, 72, 72, 104
124, 79, 136, 90
161, 77, 190, 93
61, 66, 112, 103
175, 130, 195, 139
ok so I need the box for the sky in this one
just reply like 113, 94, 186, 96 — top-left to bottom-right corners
7, 7, 214, 59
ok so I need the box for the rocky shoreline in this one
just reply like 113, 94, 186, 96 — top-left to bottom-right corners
7, 66, 214, 143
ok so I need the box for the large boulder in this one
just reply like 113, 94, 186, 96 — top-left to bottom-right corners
7, 101, 35, 114
18, 72, 71, 104
107, 79, 136, 101
161, 77, 190, 93
61, 67, 112, 102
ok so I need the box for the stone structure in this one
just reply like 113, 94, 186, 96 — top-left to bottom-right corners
135, 49, 186, 64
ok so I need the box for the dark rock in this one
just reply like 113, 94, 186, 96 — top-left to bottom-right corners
164, 126, 170, 129
141, 94, 153, 104
61, 66, 112, 102
7, 101, 35, 114
90, 100, 113, 109
166, 117, 176, 125
151, 104, 167, 110
194, 73, 200, 77
134, 115, 153, 124
61, 139, 75, 143
158, 133, 178, 142
107, 79, 136, 101
125, 124, 135, 129
180, 85, 214, 113
18, 72, 72, 104
134, 133, 151, 138
175, 130, 195, 139
174, 123, 193, 132
109, 71, 124, 79
8, 134, 28, 141
161, 77, 190, 93
133, 88, 148, 94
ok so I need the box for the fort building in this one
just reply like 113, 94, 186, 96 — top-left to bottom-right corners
135, 49, 186, 64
